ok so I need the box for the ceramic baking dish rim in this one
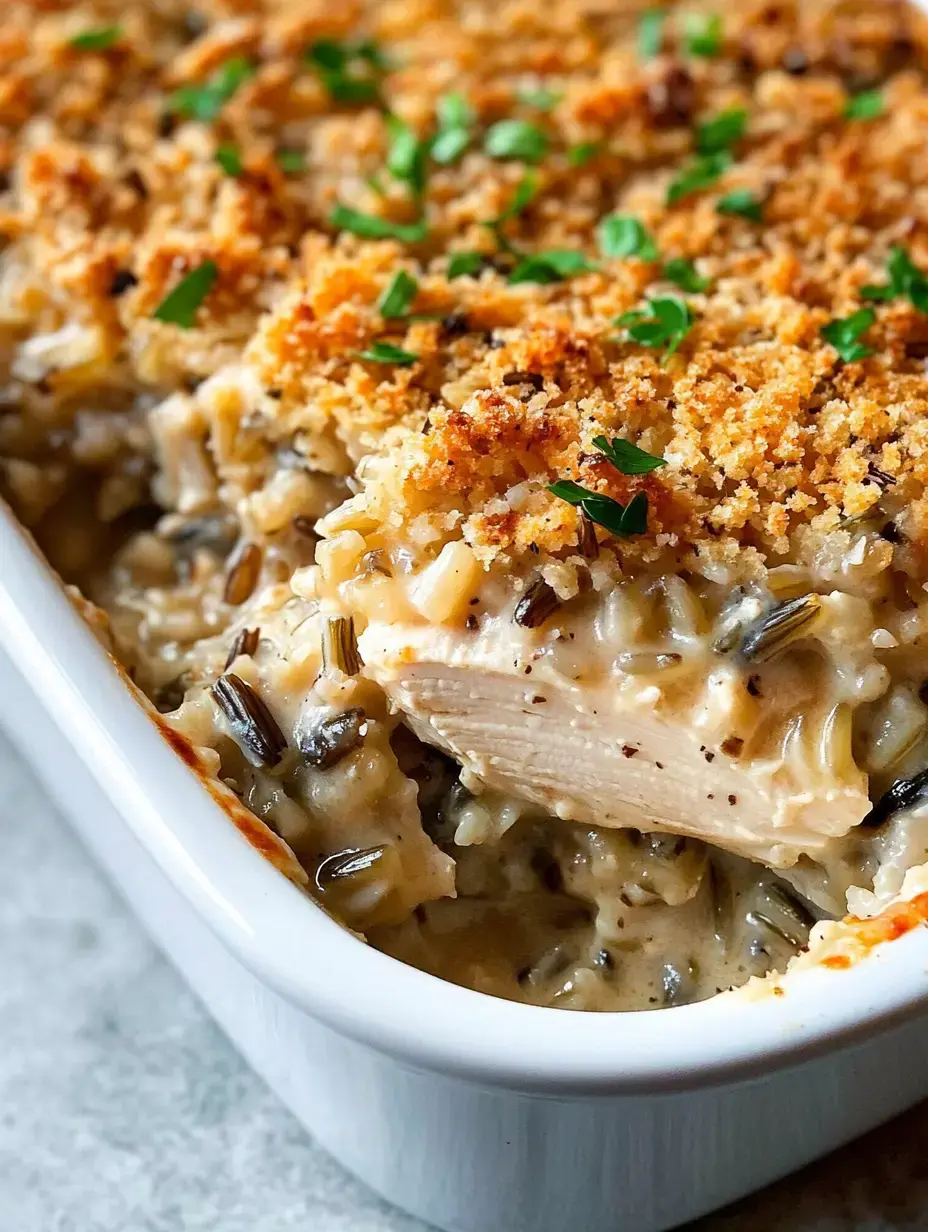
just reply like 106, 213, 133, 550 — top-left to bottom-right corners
3, 506, 928, 1097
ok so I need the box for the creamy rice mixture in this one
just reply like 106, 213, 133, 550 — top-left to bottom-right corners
4, 0, 928, 1009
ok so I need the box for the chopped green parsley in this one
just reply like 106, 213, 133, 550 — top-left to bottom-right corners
662, 257, 711, 292
637, 9, 666, 60
170, 56, 255, 124
548, 481, 650, 537
592, 434, 667, 475
329, 205, 427, 243
861, 246, 928, 312
716, 188, 764, 222
684, 12, 723, 58
666, 150, 731, 205
844, 90, 883, 121
616, 296, 695, 360
70, 26, 123, 51
508, 250, 597, 285
356, 340, 419, 366
821, 308, 876, 363
377, 270, 418, 318
598, 215, 658, 261
152, 261, 219, 329
483, 120, 549, 163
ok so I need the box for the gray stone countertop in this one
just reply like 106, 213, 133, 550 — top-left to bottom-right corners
2, 730, 927, 1232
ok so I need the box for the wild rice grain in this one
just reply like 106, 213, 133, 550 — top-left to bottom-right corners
223, 542, 262, 605
212, 672, 288, 767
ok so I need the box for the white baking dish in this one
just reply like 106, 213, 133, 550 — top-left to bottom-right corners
4, 505, 928, 1232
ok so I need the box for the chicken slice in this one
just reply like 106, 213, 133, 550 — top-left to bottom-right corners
358, 620, 871, 869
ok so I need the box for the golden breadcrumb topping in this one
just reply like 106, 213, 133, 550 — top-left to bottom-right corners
4, 0, 928, 578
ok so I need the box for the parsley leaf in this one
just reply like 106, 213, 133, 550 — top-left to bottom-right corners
495, 172, 539, 222
437, 93, 475, 129
861, 246, 928, 311
599, 215, 659, 261
592, 434, 667, 475
431, 127, 470, 164
356, 340, 418, 365
845, 90, 883, 121
716, 188, 764, 222
170, 57, 255, 124
447, 251, 485, 279
684, 12, 723, 58
662, 256, 711, 292
215, 144, 242, 176
567, 141, 601, 167
329, 204, 427, 243
508, 250, 597, 284
821, 307, 876, 363
70, 26, 123, 51
696, 108, 747, 155
484, 120, 549, 163
548, 481, 650, 537
637, 9, 666, 60
377, 270, 418, 317
517, 87, 561, 110
152, 261, 219, 329
616, 296, 694, 359
386, 117, 427, 194
276, 149, 305, 174
482, 171, 539, 250
431, 94, 475, 166
666, 150, 731, 204
548, 480, 593, 503
305, 39, 382, 105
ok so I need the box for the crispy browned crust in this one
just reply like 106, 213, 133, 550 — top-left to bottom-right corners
5, 0, 928, 571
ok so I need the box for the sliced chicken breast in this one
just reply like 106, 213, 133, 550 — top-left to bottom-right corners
359, 620, 871, 869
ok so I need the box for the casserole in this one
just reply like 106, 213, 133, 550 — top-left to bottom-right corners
6, 2, 928, 1226
5, 501, 928, 1232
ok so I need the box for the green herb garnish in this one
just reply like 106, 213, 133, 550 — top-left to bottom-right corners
215, 144, 242, 177
662, 257, 711, 292
637, 9, 666, 60
844, 90, 883, 121
567, 141, 601, 167
152, 260, 219, 329
696, 108, 746, 155
821, 307, 876, 363
70, 26, 123, 51
716, 188, 764, 222
377, 270, 418, 317
598, 215, 659, 261
170, 56, 255, 123
430, 94, 475, 165
329, 204, 427, 243
616, 296, 694, 360
684, 12, 723, 58
592, 434, 667, 475
481, 173, 539, 256
305, 39, 382, 105
508, 250, 597, 285
447, 251, 485, 279
484, 120, 549, 163
548, 481, 650, 537
517, 87, 561, 110
666, 150, 731, 204
386, 117, 427, 194
276, 149, 306, 174
861, 246, 928, 311
356, 340, 419, 365
431, 127, 470, 164
437, 93, 474, 129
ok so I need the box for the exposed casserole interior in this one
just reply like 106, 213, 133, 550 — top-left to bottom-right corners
5, 0, 928, 1009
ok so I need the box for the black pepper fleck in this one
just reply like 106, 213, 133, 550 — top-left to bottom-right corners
109, 268, 139, 297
